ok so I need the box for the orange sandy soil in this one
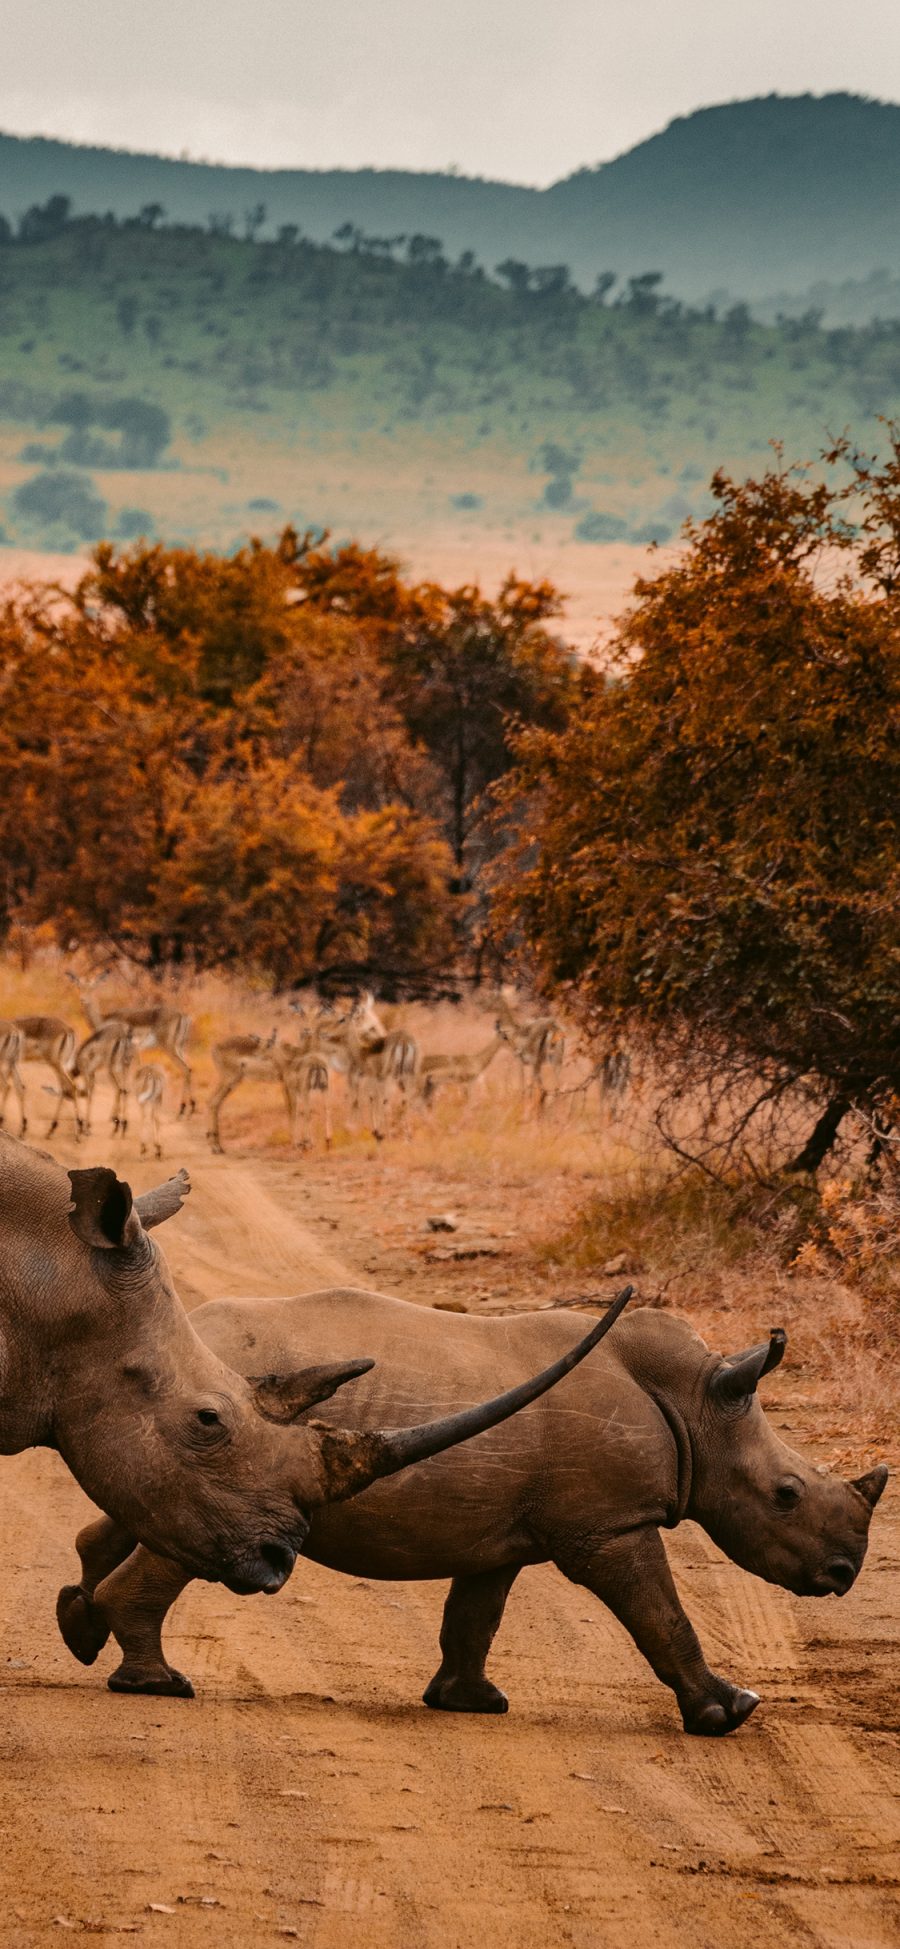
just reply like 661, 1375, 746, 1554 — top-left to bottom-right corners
0, 966, 897, 1947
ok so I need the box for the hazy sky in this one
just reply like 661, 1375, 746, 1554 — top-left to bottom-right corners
4, 0, 899, 184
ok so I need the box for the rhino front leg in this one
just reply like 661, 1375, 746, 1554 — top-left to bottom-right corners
57, 1516, 136, 1666
556, 1527, 760, 1737
94, 1547, 196, 1699
423, 1566, 519, 1713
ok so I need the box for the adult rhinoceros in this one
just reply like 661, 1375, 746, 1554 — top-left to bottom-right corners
58, 1286, 886, 1735
0, 1137, 629, 1606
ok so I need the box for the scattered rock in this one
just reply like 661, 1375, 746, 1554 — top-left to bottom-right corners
426, 1212, 459, 1232
433, 1297, 468, 1313
426, 1237, 503, 1261
601, 1253, 630, 1275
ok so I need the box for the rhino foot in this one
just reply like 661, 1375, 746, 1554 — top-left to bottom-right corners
682, 1686, 760, 1736
108, 1663, 195, 1699
56, 1584, 111, 1666
423, 1674, 509, 1714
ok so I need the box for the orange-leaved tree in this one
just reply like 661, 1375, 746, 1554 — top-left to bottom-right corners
155, 760, 456, 987
497, 445, 900, 1169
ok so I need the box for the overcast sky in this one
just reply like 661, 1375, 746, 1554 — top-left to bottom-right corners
4, 0, 899, 184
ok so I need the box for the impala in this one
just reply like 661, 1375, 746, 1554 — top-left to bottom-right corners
418, 1031, 504, 1107
73, 1023, 136, 1136
14, 1015, 83, 1137
79, 989, 195, 1116
134, 1064, 165, 1160
0, 1020, 26, 1134
494, 993, 566, 1113
207, 1029, 333, 1153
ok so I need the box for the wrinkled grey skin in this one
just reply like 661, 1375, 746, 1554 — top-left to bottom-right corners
1, 1137, 626, 1604
57, 1287, 886, 1732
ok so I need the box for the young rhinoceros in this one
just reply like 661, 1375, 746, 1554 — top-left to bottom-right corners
1, 1138, 627, 1610
58, 1290, 886, 1734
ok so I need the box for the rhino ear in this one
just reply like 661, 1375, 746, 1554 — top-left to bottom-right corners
850, 1464, 888, 1510
250, 1359, 375, 1424
133, 1168, 191, 1231
68, 1167, 143, 1251
711, 1328, 786, 1410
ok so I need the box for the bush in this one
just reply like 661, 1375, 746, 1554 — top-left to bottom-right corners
542, 476, 574, 510
574, 509, 629, 542
630, 518, 673, 544
51, 393, 172, 467
115, 506, 154, 539
12, 469, 107, 538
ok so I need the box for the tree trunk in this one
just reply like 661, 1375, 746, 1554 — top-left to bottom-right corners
786, 1094, 851, 1174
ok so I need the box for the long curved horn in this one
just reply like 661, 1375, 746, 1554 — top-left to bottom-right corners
309, 1286, 633, 1504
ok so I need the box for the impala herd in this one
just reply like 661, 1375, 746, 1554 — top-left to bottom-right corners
0, 980, 629, 1154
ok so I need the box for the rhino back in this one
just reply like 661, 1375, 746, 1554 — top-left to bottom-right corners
191, 1289, 678, 1579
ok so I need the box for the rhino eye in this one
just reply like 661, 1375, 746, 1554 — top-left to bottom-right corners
196, 1408, 222, 1428
776, 1480, 802, 1510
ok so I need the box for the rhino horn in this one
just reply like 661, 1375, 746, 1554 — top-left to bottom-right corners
133, 1168, 191, 1231
68, 1167, 143, 1251
250, 1359, 375, 1422
849, 1463, 889, 1510
305, 1285, 634, 1505
711, 1327, 786, 1408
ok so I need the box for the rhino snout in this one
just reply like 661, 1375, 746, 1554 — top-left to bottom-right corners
223, 1539, 297, 1596
812, 1556, 858, 1597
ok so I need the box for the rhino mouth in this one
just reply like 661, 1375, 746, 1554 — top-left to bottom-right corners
223, 1540, 297, 1596
794, 1551, 857, 1598
807, 1557, 858, 1597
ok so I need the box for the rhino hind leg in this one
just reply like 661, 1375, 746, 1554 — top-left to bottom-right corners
423, 1566, 519, 1713
554, 1527, 761, 1738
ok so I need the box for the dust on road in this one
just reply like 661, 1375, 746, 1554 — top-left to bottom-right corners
0, 1135, 897, 1947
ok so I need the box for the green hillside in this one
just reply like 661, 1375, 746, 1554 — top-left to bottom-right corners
1, 212, 898, 561
2, 93, 900, 317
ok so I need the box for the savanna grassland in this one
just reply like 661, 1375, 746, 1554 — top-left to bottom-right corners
1, 206, 900, 636
1, 169, 900, 1949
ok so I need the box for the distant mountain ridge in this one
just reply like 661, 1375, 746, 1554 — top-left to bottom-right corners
2, 92, 900, 318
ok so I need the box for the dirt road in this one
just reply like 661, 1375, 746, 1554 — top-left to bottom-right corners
1, 1137, 898, 1947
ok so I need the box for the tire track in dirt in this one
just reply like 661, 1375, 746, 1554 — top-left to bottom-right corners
0, 1139, 897, 1947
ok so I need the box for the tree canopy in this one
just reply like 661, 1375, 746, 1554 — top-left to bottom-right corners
498, 439, 900, 1165
0, 532, 572, 989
